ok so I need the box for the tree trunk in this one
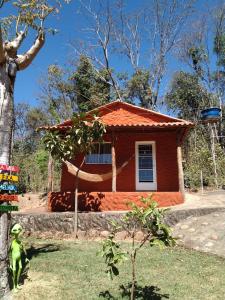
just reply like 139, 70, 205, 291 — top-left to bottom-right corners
74, 158, 85, 238
74, 175, 79, 238
130, 234, 136, 300
130, 253, 136, 300
0, 63, 15, 297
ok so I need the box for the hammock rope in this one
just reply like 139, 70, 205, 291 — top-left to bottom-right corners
65, 154, 134, 182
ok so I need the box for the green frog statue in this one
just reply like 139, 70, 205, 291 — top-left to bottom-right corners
10, 223, 29, 292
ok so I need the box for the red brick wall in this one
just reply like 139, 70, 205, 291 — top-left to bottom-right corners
61, 130, 179, 193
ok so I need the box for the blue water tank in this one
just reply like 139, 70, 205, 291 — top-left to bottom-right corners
201, 107, 221, 121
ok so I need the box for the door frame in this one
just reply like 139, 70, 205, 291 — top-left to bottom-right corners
135, 141, 157, 191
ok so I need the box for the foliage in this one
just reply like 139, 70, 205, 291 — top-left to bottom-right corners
1, 0, 68, 38
39, 56, 111, 127
165, 71, 213, 121
71, 55, 110, 112
42, 112, 106, 161
99, 195, 175, 300
184, 135, 225, 189
74, 0, 194, 109
101, 231, 128, 280
12, 142, 59, 192
125, 69, 153, 108
166, 69, 225, 189
39, 64, 77, 124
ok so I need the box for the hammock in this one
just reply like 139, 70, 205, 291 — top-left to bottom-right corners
65, 155, 134, 182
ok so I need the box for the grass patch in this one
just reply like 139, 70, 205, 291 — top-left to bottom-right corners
13, 238, 225, 300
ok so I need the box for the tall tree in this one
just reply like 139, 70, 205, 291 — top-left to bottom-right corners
72, 55, 110, 111
39, 55, 111, 119
166, 3, 225, 190
42, 113, 105, 237
165, 71, 212, 122
73, 0, 194, 108
40, 64, 77, 124
0, 0, 68, 296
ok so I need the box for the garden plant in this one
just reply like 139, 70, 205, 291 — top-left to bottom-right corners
100, 195, 175, 300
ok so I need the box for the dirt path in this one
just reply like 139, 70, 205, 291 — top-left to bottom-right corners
173, 190, 225, 210
15, 193, 48, 213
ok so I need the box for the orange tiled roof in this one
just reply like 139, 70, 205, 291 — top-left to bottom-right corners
39, 100, 194, 130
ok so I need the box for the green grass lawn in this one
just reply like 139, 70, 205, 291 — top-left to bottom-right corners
13, 238, 225, 300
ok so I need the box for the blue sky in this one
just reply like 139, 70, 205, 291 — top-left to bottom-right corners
1, 0, 222, 109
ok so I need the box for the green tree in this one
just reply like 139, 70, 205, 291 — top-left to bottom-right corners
42, 112, 105, 237
74, 0, 194, 108
0, 1, 68, 295
165, 71, 213, 122
12, 103, 49, 192
40, 64, 77, 124
71, 55, 110, 111
125, 69, 153, 108
184, 135, 225, 189
39, 55, 111, 123
100, 195, 175, 300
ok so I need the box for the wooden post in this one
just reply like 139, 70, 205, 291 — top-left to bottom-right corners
111, 132, 116, 192
200, 170, 204, 194
177, 145, 185, 199
47, 154, 54, 193
210, 124, 218, 188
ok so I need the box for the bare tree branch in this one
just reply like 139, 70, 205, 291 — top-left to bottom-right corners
0, 25, 5, 64
16, 31, 45, 70
0, 0, 4, 9
146, 0, 195, 106
76, 0, 122, 100
4, 30, 27, 57
114, 4, 141, 69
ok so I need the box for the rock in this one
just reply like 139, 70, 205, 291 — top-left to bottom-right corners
115, 231, 127, 240
55, 231, 64, 239
63, 233, 73, 240
177, 234, 184, 239
205, 241, 214, 247
210, 235, 218, 241
100, 230, 110, 238
77, 230, 86, 239
180, 225, 189, 229
135, 231, 144, 241
201, 222, 209, 226
87, 229, 99, 238
188, 228, 196, 232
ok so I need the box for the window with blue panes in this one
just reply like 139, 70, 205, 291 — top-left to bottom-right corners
86, 143, 112, 164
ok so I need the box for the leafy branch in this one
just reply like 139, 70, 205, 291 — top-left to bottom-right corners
99, 194, 175, 300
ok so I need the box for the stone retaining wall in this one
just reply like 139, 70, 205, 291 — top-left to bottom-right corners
12, 212, 126, 235
11, 207, 225, 238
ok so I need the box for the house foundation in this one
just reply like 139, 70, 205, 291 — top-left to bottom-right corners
48, 191, 184, 212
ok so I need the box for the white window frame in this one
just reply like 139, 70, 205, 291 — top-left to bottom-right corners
135, 141, 157, 191
85, 142, 112, 164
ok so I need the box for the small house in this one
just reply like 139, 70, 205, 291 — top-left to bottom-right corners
46, 101, 193, 211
